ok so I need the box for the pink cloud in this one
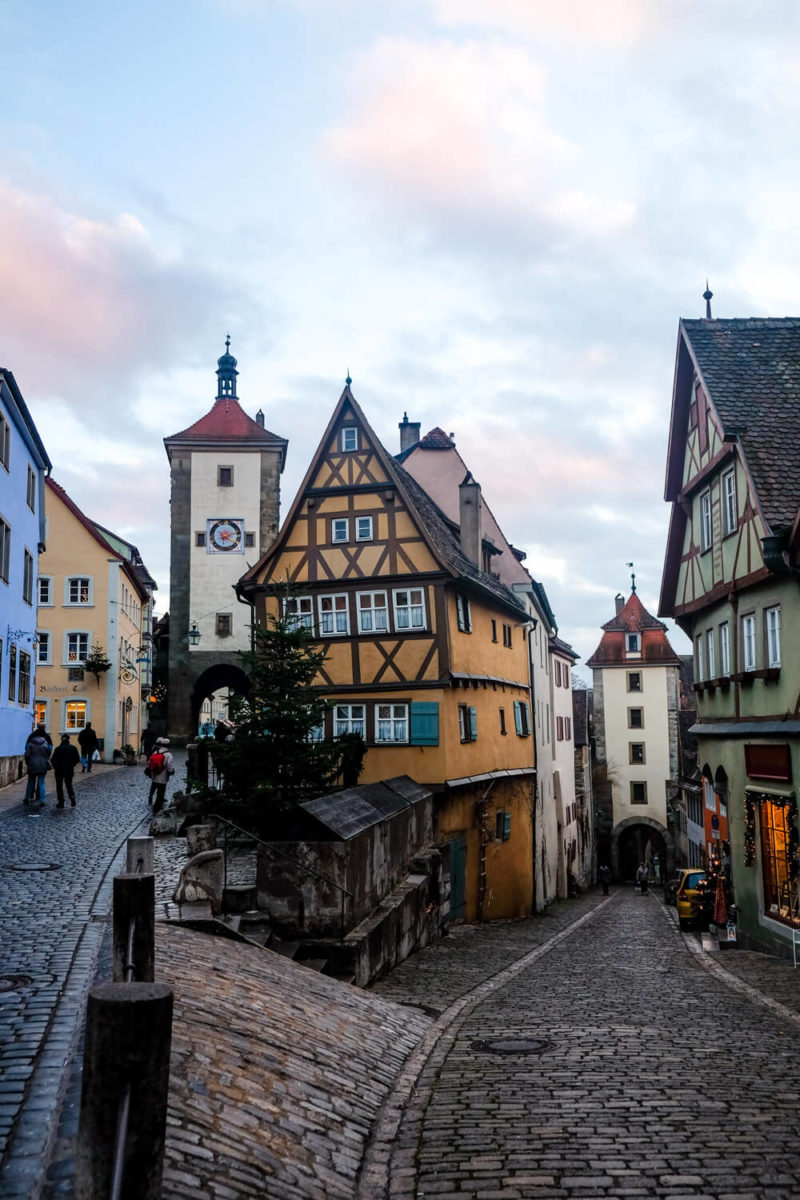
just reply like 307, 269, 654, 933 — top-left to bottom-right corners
0, 179, 241, 408
431, 0, 658, 49
323, 38, 635, 244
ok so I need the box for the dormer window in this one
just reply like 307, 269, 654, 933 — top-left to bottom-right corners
626, 633, 641, 655
341, 427, 358, 452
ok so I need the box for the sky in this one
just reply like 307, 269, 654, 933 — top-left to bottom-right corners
3, 0, 799, 671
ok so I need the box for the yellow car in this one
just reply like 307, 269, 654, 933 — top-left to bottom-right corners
676, 868, 707, 930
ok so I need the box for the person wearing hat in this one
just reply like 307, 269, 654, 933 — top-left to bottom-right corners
150, 738, 175, 813
51, 734, 81, 808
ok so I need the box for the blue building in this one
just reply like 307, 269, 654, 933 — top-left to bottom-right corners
0, 369, 51, 787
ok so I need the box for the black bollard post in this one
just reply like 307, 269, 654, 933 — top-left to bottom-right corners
76, 981, 173, 1200
113, 874, 155, 983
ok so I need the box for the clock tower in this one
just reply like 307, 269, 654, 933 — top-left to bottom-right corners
164, 341, 287, 740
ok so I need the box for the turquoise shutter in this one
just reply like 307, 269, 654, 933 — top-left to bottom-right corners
411, 702, 439, 746
468, 706, 477, 740
513, 701, 522, 735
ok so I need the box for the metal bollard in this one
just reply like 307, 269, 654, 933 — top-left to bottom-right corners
113, 874, 155, 983
126, 837, 154, 875
75, 980, 173, 1200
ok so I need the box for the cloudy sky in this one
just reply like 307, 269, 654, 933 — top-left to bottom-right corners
3, 0, 799, 669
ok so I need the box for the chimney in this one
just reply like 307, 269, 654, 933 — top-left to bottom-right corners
615, 593, 625, 614
398, 411, 421, 453
255, 409, 265, 428
459, 472, 483, 568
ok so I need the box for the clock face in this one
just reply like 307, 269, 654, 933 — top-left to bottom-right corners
207, 518, 244, 553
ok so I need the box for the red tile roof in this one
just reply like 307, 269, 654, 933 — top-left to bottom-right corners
418, 426, 454, 449
165, 398, 286, 445
586, 592, 681, 668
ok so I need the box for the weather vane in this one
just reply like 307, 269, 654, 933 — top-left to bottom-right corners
626, 562, 636, 594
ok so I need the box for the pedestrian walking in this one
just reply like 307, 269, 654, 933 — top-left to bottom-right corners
141, 725, 158, 759
26, 722, 53, 752
598, 864, 611, 896
24, 732, 51, 806
78, 722, 100, 772
150, 738, 175, 813
635, 862, 649, 895
51, 734, 81, 808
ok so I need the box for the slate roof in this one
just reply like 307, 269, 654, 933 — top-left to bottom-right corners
299, 776, 429, 840
682, 317, 800, 531
391, 461, 528, 618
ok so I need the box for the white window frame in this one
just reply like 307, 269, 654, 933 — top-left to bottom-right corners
375, 703, 409, 743
355, 516, 373, 542
318, 593, 350, 636
36, 631, 52, 666
705, 628, 715, 680
0, 412, 9, 470
334, 703, 365, 737
0, 516, 10, 583
38, 575, 53, 606
340, 427, 358, 452
456, 594, 472, 633
63, 698, 89, 733
626, 632, 641, 655
695, 635, 704, 682
720, 622, 730, 676
65, 576, 93, 606
700, 489, 712, 552
741, 613, 756, 672
331, 518, 349, 544
722, 469, 737, 535
64, 630, 91, 666
392, 587, 426, 631
284, 596, 314, 632
23, 548, 34, 605
766, 606, 781, 668
357, 590, 389, 634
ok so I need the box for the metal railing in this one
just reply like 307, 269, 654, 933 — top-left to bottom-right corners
209, 813, 354, 939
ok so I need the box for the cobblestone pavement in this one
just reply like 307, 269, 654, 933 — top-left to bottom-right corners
0, 758, 168, 1198
365, 890, 800, 1200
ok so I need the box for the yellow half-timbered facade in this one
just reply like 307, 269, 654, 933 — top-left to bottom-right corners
239, 385, 536, 921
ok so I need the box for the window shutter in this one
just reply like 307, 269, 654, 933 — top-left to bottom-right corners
513, 700, 522, 735
410, 702, 439, 746
468, 706, 477, 740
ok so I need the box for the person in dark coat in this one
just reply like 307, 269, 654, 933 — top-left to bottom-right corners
51, 734, 81, 808
78, 723, 100, 772
25, 723, 53, 752
598, 864, 611, 896
24, 733, 51, 806
141, 726, 158, 758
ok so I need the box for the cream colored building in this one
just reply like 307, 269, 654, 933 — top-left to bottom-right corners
34, 479, 152, 759
587, 590, 681, 880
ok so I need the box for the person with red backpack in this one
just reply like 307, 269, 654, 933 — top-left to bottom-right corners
147, 738, 175, 811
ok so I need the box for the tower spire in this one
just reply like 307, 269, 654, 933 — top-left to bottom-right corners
216, 336, 239, 399
626, 562, 636, 594
703, 279, 713, 319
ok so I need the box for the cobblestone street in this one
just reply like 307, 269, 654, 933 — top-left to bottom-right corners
367, 891, 800, 1200
0, 761, 152, 1198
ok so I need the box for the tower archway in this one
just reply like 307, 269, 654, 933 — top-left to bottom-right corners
191, 663, 250, 736
612, 815, 672, 883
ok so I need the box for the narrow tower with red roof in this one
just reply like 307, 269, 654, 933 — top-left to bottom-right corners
587, 588, 682, 881
163, 342, 287, 739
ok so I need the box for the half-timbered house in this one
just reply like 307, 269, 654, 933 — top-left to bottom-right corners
659, 316, 800, 955
238, 385, 536, 922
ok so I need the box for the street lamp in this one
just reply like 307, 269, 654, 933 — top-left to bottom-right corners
188, 622, 201, 647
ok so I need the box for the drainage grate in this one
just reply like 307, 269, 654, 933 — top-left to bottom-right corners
0, 975, 34, 992
471, 1037, 553, 1056
2, 862, 62, 872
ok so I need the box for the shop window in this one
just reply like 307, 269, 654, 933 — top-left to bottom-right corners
759, 798, 800, 926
